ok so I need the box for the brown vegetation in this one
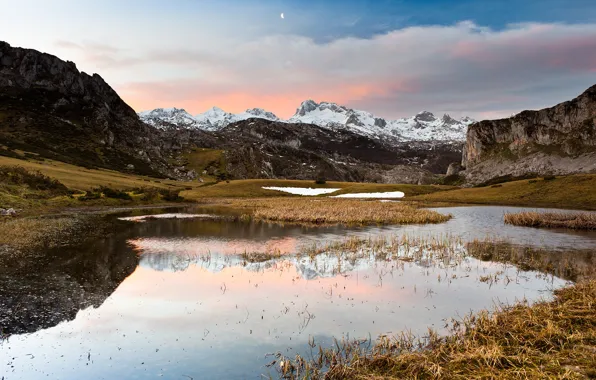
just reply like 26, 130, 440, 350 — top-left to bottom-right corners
280, 280, 596, 379
230, 198, 452, 226
504, 211, 596, 230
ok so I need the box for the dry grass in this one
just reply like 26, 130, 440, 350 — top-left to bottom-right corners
228, 198, 452, 226
181, 148, 227, 181
412, 174, 596, 210
0, 217, 79, 250
280, 280, 596, 379
241, 250, 284, 263
0, 155, 200, 191
504, 211, 596, 230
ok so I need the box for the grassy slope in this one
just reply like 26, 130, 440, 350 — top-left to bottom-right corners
182, 179, 454, 199
0, 156, 198, 191
180, 148, 227, 181
412, 174, 596, 210
4, 155, 596, 210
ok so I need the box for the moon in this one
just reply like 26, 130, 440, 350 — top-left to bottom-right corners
280, 13, 284, 19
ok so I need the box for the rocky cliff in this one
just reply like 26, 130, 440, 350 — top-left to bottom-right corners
462, 85, 596, 184
0, 41, 173, 177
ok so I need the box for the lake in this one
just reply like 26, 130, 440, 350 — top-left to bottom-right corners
1, 205, 595, 379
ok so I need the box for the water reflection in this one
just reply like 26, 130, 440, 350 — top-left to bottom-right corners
1, 205, 596, 380
0, 229, 138, 336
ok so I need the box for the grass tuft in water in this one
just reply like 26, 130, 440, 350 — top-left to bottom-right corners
278, 279, 596, 379
504, 211, 596, 230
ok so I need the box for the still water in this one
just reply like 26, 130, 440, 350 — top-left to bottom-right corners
1, 206, 595, 379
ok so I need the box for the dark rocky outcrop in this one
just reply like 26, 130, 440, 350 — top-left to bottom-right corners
0, 41, 173, 177
462, 85, 596, 185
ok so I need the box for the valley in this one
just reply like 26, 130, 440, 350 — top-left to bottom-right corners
1, 37, 596, 380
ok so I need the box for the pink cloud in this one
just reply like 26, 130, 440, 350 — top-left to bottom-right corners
57, 22, 596, 120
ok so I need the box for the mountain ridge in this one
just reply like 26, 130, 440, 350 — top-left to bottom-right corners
139, 101, 475, 142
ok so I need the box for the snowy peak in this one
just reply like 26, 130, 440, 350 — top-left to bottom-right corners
414, 111, 437, 122
139, 107, 200, 130
139, 106, 280, 132
295, 99, 319, 116
289, 101, 475, 141
139, 101, 475, 142
241, 108, 280, 120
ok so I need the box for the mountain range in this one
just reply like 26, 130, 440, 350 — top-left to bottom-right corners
139, 101, 475, 142
2, 40, 594, 185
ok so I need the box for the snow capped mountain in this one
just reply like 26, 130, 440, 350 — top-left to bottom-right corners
138, 107, 200, 130
289, 101, 475, 142
138, 106, 280, 131
139, 101, 475, 142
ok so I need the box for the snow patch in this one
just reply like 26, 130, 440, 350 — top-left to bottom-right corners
262, 187, 341, 196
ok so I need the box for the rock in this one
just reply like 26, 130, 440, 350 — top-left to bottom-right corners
0, 208, 17, 216
126, 164, 135, 170
463, 84, 596, 185
0, 41, 174, 178
446, 162, 463, 176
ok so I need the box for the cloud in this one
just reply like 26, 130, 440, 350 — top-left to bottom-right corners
62, 21, 596, 119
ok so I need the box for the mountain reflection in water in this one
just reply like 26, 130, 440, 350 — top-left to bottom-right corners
1, 206, 596, 380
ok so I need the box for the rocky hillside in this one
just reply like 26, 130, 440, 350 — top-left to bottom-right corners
139, 101, 475, 142
0, 41, 460, 184
170, 118, 462, 183
0, 41, 173, 177
462, 85, 596, 185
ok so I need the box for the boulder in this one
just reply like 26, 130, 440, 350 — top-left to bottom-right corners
0, 208, 17, 216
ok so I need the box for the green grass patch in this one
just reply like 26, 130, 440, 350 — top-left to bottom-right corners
181, 148, 227, 181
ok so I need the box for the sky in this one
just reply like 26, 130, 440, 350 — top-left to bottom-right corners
1, 0, 596, 120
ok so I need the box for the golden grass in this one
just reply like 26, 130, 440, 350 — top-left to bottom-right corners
412, 174, 596, 210
281, 280, 596, 379
182, 179, 454, 199
0, 156, 200, 191
504, 211, 596, 230
224, 198, 452, 226
0, 216, 79, 250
